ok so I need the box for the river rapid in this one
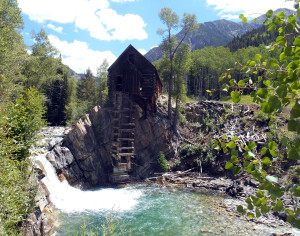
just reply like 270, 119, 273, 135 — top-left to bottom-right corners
30, 127, 300, 236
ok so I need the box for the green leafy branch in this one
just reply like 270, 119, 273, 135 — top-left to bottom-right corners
213, 2, 300, 228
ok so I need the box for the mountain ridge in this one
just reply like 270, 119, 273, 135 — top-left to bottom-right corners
145, 8, 294, 62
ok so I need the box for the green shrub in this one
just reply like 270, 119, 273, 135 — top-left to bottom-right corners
0, 158, 37, 235
0, 87, 45, 234
158, 151, 168, 172
203, 139, 215, 164
179, 112, 186, 125
180, 143, 203, 159
286, 165, 300, 188
6, 87, 46, 159
180, 142, 215, 172
255, 111, 269, 123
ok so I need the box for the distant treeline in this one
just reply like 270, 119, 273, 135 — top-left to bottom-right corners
226, 25, 278, 52
154, 25, 281, 100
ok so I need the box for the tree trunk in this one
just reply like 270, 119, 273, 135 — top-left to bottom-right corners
99, 90, 103, 107
173, 96, 179, 134
194, 77, 197, 97
168, 61, 173, 120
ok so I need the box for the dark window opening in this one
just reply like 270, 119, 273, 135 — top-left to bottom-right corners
129, 54, 135, 64
116, 93, 120, 105
116, 76, 122, 91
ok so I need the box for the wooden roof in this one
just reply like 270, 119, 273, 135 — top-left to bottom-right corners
108, 44, 158, 74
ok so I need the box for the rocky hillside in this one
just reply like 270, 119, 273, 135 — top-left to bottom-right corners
167, 99, 294, 181
68, 66, 86, 81
145, 8, 294, 62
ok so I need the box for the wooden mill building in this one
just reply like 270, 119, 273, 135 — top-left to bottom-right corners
107, 45, 162, 180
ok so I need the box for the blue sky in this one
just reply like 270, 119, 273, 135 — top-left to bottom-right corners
18, 0, 295, 75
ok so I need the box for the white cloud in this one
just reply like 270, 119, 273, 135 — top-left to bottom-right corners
18, 0, 147, 41
47, 23, 63, 33
206, 0, 295, 19
138, 49, 147, 55
221, 14, 239, 20
48, 35, 117, 75
111, 0, 135, 2
95, 9, 147, 40
19, 0, 109, 23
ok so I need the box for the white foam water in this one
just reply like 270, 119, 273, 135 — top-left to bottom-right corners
30, 126, 143, 214
32, 154, 143, 214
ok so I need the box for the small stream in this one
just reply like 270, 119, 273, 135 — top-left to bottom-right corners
31, 127, 300, 236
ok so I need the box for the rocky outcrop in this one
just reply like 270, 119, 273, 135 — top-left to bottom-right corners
25, 126, 70, 236
23, 182, 56, 236
47, 105, 176, 188
132, 106, 176, 179
47, 106, 113, 188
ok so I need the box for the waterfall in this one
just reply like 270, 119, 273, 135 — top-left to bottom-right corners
29, 127, 300, 236
30, 127, 143, 214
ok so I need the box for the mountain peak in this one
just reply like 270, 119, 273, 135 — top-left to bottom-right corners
144, 8, 295, 62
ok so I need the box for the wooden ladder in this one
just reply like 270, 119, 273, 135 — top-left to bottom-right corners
111, 93, 136, 174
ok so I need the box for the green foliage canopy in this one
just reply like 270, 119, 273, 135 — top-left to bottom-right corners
215, 3, 300, 228
158, 151, 168, 172
5, 87, 46, 159
157, 7, 199, 119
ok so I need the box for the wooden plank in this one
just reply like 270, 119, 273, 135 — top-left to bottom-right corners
119, 138, 134, 141
119, 153, 134, 156
119, 147, 134, 151
119, 145, 134, 149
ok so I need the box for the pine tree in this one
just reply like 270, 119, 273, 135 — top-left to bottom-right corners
77, 68, 97, 110
96, 59, 109, 107
0, 0, 26, 103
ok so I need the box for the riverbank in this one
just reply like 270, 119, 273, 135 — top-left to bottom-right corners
27, 119, 299, 235
24, 127, 71, 235
145, 171, 300, 235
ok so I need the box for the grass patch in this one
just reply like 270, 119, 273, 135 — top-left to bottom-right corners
219, 95, 254, 104
182, 95, 199, 103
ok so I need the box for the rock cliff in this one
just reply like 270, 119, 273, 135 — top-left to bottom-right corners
47, 105, 176, 188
